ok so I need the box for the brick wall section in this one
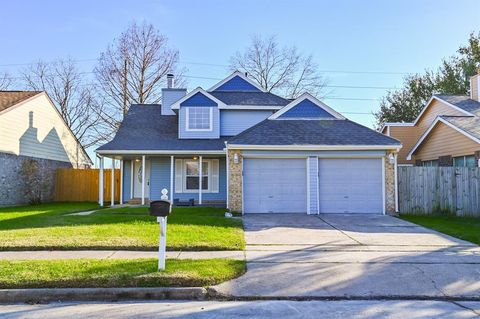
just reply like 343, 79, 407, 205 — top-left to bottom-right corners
227, 149, 243, 212
0, 152, 71, 206
385, 152, 396, 215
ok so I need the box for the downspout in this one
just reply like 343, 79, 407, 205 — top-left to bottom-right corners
394, 152, 399, 213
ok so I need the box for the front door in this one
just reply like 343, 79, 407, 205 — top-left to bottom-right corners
133, 160, 150, 198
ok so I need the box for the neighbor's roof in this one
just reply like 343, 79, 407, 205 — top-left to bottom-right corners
0, 91, 41, 112
96, 104, 229, 152
440, 115, 480, 141
434, 95, 480, 116
228, 119, 402, 146
209, 91, 290, 106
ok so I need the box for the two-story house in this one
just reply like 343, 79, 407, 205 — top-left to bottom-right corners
96, 72, 401, 215
381, 72, 480, 167
0, 91, 92, 205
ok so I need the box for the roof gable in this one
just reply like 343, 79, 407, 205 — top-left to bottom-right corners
407, 116, 480, 160
269, 93, 344, 120
227, 118, 401, 148
278, 99, 335, 118
172, 88, 225, 110
180, 91, 218, 107
214, 75, 261, 92
209, 71, 266, 92
0, 91, 41, 113
413, 96, 474, 126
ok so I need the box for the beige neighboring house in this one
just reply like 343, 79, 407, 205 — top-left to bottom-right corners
0, 91, 92, 205
381, 73, 480, 167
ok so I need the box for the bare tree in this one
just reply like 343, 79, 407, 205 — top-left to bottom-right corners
95, 22, 184, 138
22, 59, 104, 148
0, 72, 12, 90
230, 35, 327, 98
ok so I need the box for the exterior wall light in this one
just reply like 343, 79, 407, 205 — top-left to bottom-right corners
233, 153, 239, 164
388, 153, 395, 164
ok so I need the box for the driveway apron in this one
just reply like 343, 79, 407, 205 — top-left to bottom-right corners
213, 214, 480, 299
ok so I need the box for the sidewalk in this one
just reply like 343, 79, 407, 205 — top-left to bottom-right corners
0, 250, 244, 260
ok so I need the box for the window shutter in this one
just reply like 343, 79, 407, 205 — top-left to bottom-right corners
211, 159, 219, 193
175, 159, 183, 193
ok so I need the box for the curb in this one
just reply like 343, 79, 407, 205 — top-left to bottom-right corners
0, 287, 207, 303
206, 288, 480, 302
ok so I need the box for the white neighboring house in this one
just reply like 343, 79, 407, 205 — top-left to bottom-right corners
0, 91, 92, 205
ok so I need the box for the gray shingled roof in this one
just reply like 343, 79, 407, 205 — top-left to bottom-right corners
96, 105, 228, 152
440, 116, 480, 141
435, 95, 480, 116
228, 119, 401, 146
209, 91, 289, 106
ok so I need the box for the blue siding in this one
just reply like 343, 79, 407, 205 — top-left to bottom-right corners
178, 107, 220, 139
220, 110, 272, 136
173, 157, 227, 201
308, 156, 319, 214
279, 99, 335, 118
148, 157, 227, 202
214, 75, 261, 92
123, 160, 132, 201
180, 92, 217, 107
162, 88, 186, 115
150, 157, 171, 200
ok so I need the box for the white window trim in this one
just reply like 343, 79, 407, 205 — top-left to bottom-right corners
453, 155, 476, 167
181, 159, 216, 193
185, 107, 213, 132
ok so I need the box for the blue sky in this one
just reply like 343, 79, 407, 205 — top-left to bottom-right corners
1, 0, 479, 131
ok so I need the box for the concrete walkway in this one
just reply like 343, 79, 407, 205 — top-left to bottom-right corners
0, 250, 244, 260
213, 214, 480, 299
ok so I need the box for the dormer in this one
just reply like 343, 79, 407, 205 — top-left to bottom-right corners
209, 71, 266, 92
269, 93, 345, 120
171, 88, 225, 139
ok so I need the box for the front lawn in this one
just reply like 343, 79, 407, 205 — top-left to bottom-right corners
400, 214, 480, 245
0, 203, 244, 251
0, 258, 245, 288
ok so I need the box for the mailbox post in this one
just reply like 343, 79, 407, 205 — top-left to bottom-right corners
149, 189, 172, 271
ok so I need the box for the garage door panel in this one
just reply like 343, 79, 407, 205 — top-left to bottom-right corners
244, 158, 307, 213
318, 158, 383, 214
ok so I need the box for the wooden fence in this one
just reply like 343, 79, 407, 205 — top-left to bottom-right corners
398, 166, 480, 216
54, 168, 120, 202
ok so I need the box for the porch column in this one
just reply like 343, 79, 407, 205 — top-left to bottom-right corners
199, 156, 203, 205
111, 158, 115, 207
226, 150, 229, 209
170, 156, 174, 201
119, 159, 123, 205
98, 156, 104, 206
130, 159, 134, 200
141, 155, 146, 205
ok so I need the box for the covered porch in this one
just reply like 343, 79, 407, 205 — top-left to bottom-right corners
96, 151, 228, 207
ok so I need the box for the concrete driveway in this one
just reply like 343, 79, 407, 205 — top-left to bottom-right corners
213, 214, 480, 299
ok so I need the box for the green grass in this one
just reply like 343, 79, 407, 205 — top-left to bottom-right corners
0, 258, 246, 288
0, 203, 245, 251
400, 214, 480, 245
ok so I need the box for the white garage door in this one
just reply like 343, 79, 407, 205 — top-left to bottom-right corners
243, 158, 307, 213
318, 158, 383, 214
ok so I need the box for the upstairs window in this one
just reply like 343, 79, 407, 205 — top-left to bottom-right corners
186, 107, 212, 131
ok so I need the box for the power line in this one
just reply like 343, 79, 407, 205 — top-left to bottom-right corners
0, 58, 413, 76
